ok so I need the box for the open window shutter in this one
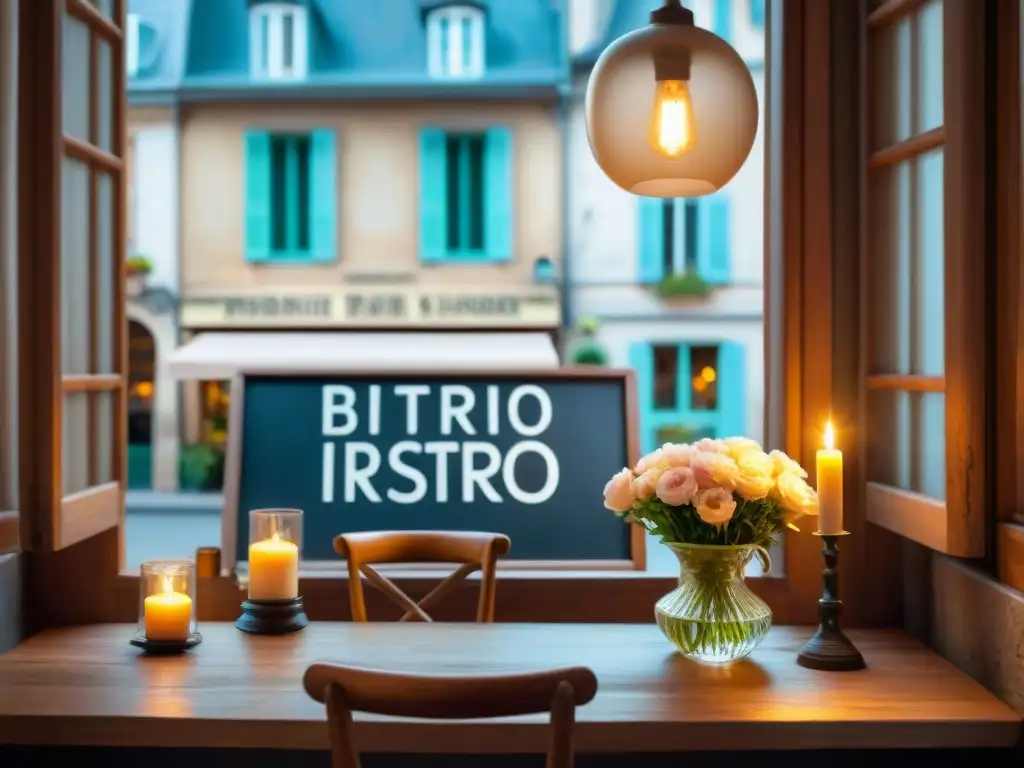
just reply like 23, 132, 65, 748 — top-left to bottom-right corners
419, 128, 448, 262
716, 342, 746, 438
484, 127, 513, 262
713, 0, 733, 41
636, 197, 664, 283
244, 130, 272, 262
697, 195, 731, 284
629, 342, 655, 455
309, 129, 337, 263
748, 0, 765, 30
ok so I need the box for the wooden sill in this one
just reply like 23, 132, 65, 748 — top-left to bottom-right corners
996, 522, 1024, 593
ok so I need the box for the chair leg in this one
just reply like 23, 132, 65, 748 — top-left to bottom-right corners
325, 682, 361, 768
547, 682, 576, 768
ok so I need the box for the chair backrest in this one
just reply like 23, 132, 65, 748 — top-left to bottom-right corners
333, 530, 511, 622
303, 662, 598, 768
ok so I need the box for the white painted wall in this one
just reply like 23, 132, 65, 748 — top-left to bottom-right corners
131, 125, 179, 292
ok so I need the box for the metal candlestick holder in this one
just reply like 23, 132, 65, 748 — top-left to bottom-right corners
796, 531, 866, 672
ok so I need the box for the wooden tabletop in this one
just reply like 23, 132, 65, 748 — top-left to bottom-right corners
0, 623, 1018, 753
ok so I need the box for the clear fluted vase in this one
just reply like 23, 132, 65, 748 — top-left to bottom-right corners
655, 543, 773, 664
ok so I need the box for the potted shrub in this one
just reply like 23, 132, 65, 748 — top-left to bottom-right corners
125, 254, 153, 298
569, 316, 609, 366
656, 272, 712, 300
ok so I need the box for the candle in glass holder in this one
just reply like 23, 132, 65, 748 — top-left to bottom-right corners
816, 420, 844, 534
144, 576, 193, 641
249, 533, 300, 601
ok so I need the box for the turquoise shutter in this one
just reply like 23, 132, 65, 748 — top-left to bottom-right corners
309, 129, 337, 263
636, 197, 664, 283
484, 127, 513, 262
749, 0, 765, 29
419, 128, 448, 262
716, 342, 746, 438
244, 130, 271, 262
697, 195, 731, 284
628, 342, 655, 455
714, 0, 733, 41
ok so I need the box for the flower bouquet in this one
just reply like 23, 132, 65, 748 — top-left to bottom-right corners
604, 437, 818, 663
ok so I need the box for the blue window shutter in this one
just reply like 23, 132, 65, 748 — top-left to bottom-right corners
717, 342, 746, 438
749, 0, 766, 29
244, 130, 271, 262
628, 342, 655, 455
636, 197, 664, 283
713, 0, 733, 41
309, 129, 337, 263
419, 128, 448, 263
484, 127, 513, 262
697, 195, 731, 284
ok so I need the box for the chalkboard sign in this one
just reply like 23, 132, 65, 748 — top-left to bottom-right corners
222, 370, 642, 568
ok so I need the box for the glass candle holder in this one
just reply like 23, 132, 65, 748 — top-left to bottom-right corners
138, 560, 197, 642
248, 508, 302, 602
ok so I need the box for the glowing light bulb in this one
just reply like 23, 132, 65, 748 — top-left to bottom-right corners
649, 79, 697, 159
823, 420, 835, 451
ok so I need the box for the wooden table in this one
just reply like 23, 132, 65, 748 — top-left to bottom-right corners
0, 623, 1018, 754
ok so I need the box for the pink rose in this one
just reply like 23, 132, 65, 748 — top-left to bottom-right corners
660, 442, 695, 468
632, 469, 661, 501
693, 437, 729, 454
655, 467, 698, 506
690, 450, 739, 491
694, 487, 738, 528
603, 468, 635, 514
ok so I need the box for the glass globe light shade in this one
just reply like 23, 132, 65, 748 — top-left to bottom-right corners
585, 16, 759, 198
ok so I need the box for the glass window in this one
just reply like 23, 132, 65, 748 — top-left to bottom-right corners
269, 134, 313, 253
250, 5, 307, 80
428, 6, 485, 79
445, 134, 486, 252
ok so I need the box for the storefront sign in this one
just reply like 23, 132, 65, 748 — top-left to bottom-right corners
223, 371, 642, 568
180, 289, 560, 328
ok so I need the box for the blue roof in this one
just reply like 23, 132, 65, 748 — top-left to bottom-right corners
129, 0, 568, 102
127, 0, 192, 93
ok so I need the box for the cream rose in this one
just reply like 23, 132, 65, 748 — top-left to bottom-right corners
690, 450, 740, 491
773, 472, 819, 519
655, 467, 698, 507
693, 437, 729, 454
632, 468, 662, 501
768, 449, 809, 479
602, 468, 635, 514
660, 442, 696, 468
694, 487, 738, 528
634, 448, 665, 475
734, 451, 775, 501
723, 436, 763, 460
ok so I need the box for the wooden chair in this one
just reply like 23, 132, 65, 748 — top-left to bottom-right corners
333, 530, 511, 622
303, 662, 598, 768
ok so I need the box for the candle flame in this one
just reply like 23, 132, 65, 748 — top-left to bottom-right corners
161, 575, 174, 594
824, 420, 835, 451
271, 532, 281, 543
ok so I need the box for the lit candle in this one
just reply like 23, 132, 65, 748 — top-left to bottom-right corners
249, 533, 299, 601
144, 576, 193, 641
816, 420, 844, 534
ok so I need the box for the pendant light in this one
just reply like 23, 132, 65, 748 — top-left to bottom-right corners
585, 0, 758, 198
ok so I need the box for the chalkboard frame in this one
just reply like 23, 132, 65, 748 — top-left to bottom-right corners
221, 367, 644, 571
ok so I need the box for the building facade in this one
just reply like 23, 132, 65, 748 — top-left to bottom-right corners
567, 0, 766, 454
126, 0, 187, 491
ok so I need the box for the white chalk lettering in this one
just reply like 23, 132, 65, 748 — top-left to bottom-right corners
424, 441, 459, 502
368, 384, 382, 436
387, 441, 427, 504
507, 385, 552, 437
461, 442, 503, 502
322, 385, 357, 436
344, 442, 381, 502
394, 384, 430, 435
503, 440, 559, 504
441, 385, 476, 436
486, 385, 500, 435
321, 442, 335, 503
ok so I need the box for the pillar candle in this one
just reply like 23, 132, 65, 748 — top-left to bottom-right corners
249, 534, 300, 601
816, 421, 844, 534
144, 578, 193, 641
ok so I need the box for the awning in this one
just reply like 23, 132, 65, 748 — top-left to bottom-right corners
167, 332, 560, 380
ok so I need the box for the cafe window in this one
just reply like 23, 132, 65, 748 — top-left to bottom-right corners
427, 4, 486, 79
862, 0, 988, 557
637, 195, 732, 285
249, 2, 308, 81
661, 199, 699, 277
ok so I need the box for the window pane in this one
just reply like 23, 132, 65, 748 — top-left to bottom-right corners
662, 200, 674, 274
445, 135, 461, 250
683, 200, 698, 273
96, 171, 115, 374
689, 346, 718, 411
97, 39, 113, 151
61, 158, 91, 375
439, 17, 450, 74
62, 393, 89, 494
915, 0, 943, 134
653, 345, 678, 410
461, 17, 472, 71
269, 136, 288, 251
282, 12, 294, 70
868, 390, 945, 500
913, 149, 943, 375
868, 162, 912, 374
62, 13, 90, 141
260, 14, 270, 73
96, 391, 114, 485
467, 136, 485, 251
296, 135, 311, 251
868, 14, 912, 152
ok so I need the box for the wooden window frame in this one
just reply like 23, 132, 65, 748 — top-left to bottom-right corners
860, 0, 989, 558
17, 0, 127, 553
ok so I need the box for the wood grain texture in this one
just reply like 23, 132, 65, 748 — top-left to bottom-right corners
0, 623, 1017, 753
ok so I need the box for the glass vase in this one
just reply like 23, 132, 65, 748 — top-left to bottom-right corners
655, 543, 773, 664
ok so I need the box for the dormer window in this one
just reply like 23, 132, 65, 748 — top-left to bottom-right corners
249, 3, 308, 81
427, 5, 485, 79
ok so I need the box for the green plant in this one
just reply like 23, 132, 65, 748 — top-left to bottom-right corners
576, 315, 601, 335
125, 254, 153, 275
657, 272, 711, 298
179, 442, 225, 491
571, 342, 609, 366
